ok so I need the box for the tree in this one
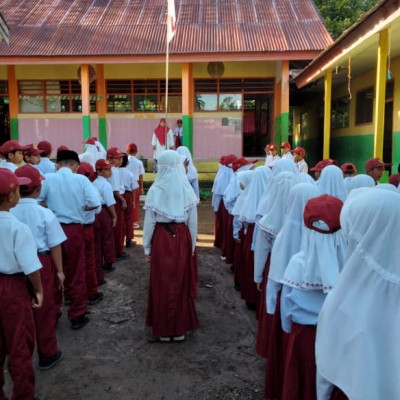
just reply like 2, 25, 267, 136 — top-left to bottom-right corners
314, 0, 380, 39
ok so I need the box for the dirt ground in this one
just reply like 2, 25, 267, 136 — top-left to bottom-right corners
5, 200, 265, 400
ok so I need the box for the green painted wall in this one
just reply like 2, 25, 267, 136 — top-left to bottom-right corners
182, 115, 193, 154
392, 131, 400, 173
274, 116, 281, 146
82, 116, 91, 141
98, 118, 107, 149
294, 137, 321, 170
280, 112, 289, 144
10, 118, 18, 140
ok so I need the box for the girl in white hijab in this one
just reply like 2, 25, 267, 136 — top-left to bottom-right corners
317, 165, 347, 202
346, 173, 375, 193
176, 146, 200, 199
280, 194, 346, 400
316, 189, 400, 400
143, 150, 199, 342
79, 138, 105, 168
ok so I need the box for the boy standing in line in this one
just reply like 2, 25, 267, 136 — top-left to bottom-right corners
0, 168, 43, 399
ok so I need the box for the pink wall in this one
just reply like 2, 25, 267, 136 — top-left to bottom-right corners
19, 118, 85, 158
193, 117, 242, 158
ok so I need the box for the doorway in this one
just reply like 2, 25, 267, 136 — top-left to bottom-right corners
0, 99, 10, 145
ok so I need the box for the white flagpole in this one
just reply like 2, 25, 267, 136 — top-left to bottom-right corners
165, 24, 170, 120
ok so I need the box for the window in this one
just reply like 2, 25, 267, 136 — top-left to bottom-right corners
19, 80, 97, 113
355, 87, 374, 125
331, 97, 350, 129
106, 79, 182, 113
194, 78, 274, 112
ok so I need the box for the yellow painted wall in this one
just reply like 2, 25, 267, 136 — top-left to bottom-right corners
391, 56, 400, 132
293, 97, 322, 142
0, 66, 7, 79
15, 65, 81, 79
105, 63, 182, 79
194, 61, 277, 78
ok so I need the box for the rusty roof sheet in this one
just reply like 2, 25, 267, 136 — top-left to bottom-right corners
0, 0, 333, 58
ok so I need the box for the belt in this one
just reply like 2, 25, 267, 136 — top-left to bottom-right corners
0, 272, 25, 277
38, 250, 51, 256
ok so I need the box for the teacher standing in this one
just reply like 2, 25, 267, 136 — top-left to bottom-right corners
151, 118, 175, 172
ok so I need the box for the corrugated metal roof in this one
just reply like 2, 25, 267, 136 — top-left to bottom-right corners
0, 0, 332, 58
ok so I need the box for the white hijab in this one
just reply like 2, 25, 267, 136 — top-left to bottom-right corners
256, 159, 299, 220
95, 140, 107, 159
237, 166, 272, 223
79, 144, 101, 168
176, 146, 198, 181
257, 171, 299, 236
346, 174, 375, 192
143, 150, 198, 220
212, 164, 234, 196
231, 170, 254, 217
317, 165, 347, 201
299, 172, 318, 186
268, 183, 321, 284
316, 189, 400, 400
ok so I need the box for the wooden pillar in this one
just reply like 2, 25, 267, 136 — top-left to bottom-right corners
182, 63, 193, 153
80, 64, 91, 140
280, 60, 290, 145
96, 64, 107, 148
373, 29, 389, 159
323, 68, 332, 159
7, 65, 18, 140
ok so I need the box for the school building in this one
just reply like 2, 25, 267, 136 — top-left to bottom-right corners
0, 0, 331, 160
292, 0, 400, 174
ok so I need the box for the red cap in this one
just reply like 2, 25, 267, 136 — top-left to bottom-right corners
15, 164, 45, 190
95, 159, 113, 170
389, 173, 400, 187
77, 162, 94, 177
126, 143, 138, 154
57, 145, 70, 152
37, 140, 52, 155
304, 194, 343, 234
365, 157, 391, 172
280, 141, 291, 149
219, 155, 225, 165
232, 157, 257, 172
269, 144, 278, 151
24, 145, 44, 156
291, 146, 306, 158
83, 137, 97, 145
265, 144, 272, 150
107, 147, 123, 158
223, 154, 237, 167
0, 140, 30, 155
340, 162, 357, 174
310, 159, 335, 172
0, 168, 32, 195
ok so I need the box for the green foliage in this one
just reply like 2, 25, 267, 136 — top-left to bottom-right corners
314, 0, 380, 39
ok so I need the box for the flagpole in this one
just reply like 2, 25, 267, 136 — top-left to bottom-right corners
165, 18, 169, 121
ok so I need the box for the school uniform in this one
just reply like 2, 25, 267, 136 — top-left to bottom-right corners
281, 152, 294, 161
119, 167, 139, 244
93, 175, 116, 282
127, 155, 145, 223
0, 212, 42, 400
35, 157, 56, 175
296, 159, 308, 173
11, 198, 66, 362
107, 165, 125, 257
38, 167, 100, 323
1, 161, 17, 172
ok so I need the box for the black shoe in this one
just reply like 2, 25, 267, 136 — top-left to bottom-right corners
116, 252, 130, 261
88, 292, 104, 306
126, 239, 137, 248
234, 283, 241, 292
246, 302, 256, 310
102, 263, 115, 273
98, 279, 107, 286
64, 298, 71, 306
71, 314, 90, 330
39, 350, 63, 370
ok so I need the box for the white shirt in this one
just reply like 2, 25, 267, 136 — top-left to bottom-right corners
281, 152, 294, 161
296, 159, 308, 173
151, 129, 175, 160
127, 156, 145, 181
11, 198, 67, 252
93, 175, 116, 207
119, 167, 139, 191
1, 161, 17, 172
107, 166, 125, 194
35, 157, 56, 175
0, 211, 42, 275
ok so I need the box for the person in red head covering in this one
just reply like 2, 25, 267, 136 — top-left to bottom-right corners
151, 118, 175, 172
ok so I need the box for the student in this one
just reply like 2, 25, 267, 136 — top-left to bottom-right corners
340, 162, 357, 178
317, 165, 347, 202
266, 144, 281, 168
280, 194, 346, 400
36, 140, 56, 174
309, 159, 335, 180
315, 189, 400, 400
291, 146, 308, 173
0, 168, 43, 399
173, 118, 183, 148
106, 147, 129, 261
76, 162, 104, 306
388, 162, 400, 187
12, 164, 65, 370
365, 157, 392, 184
0, 140, 29, 172
151, 118, 175, 172
126, 142, 145, 229
79, 137, 103, 168
143, 150, 199, 342
119, 153, 138, 248
38, 149, 101, 329
346, 174, 375, 193
264, 144, 273, 167
176, 146, 200, 199
93, 159, 117, 278
23, 145, 44, 166
280, 142, 294, 161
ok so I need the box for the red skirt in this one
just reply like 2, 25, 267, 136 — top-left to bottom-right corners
233, 227, 245, 287
241, 224, 259, 308
146, 223, 199, 337
224, 212, 235, 265
331, 388, 349, 400
256, 255, 272, 358
282, 323, 317, 400
264, 290, 289, 400
213, 201, 224, 249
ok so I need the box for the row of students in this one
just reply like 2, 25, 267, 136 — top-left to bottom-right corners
213, 150, 400, 400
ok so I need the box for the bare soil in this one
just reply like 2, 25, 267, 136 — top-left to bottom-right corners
5, 200, 265, 400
